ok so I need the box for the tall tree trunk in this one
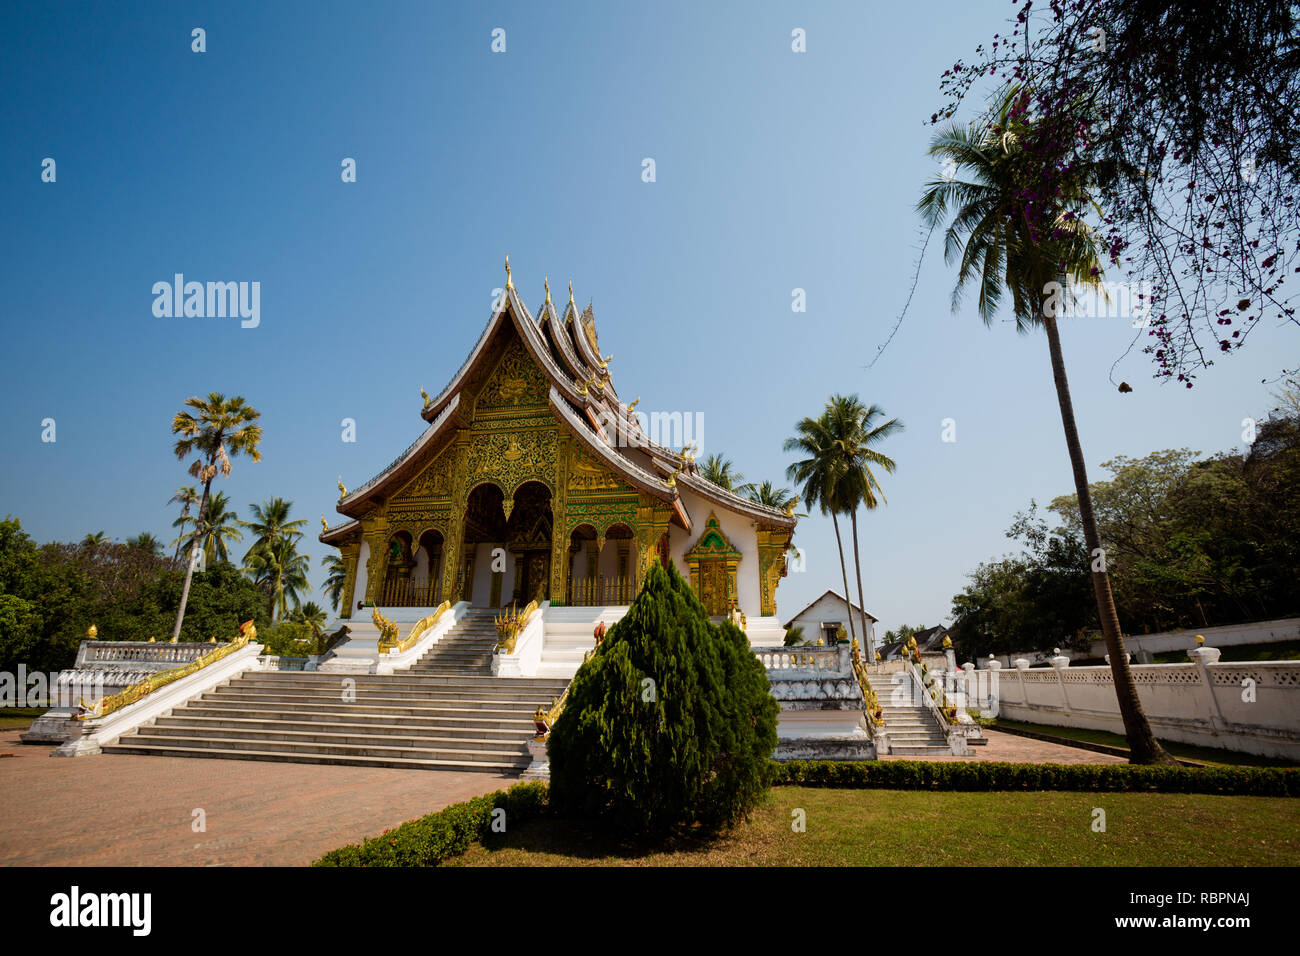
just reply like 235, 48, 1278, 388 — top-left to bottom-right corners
830, 512, 858, 647
1042, 312, 1174, 764
849, 509, 872, 659
169, 477, 212, 643
171, 511, 186, 562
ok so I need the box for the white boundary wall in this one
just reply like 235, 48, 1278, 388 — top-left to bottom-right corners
964, 657, 1300, 759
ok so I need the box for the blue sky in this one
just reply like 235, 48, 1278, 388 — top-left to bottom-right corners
1, 1, 1293, 635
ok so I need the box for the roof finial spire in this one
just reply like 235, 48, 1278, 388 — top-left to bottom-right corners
504, 253, 513, 290
544, 274, 551, 304
568, 279, 574, 307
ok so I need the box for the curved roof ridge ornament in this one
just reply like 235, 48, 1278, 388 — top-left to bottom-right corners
504, 253, 513, 290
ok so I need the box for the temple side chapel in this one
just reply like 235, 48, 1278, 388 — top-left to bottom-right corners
320, 260, 798, 643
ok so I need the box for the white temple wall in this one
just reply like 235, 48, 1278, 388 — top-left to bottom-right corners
667, 486, 763, 616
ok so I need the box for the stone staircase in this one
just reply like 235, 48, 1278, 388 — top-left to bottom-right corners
538, 605, 626, 677
409, 608, 498, 673
102, 608, 570, 772
867, 673, 952, 756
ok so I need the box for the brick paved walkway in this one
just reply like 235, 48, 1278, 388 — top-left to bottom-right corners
0, 724, 1121, 866
879, 728, 1126, 764
0, 730, 511, 866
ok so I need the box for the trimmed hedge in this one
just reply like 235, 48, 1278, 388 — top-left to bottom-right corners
773, 759, 1300, 796
311, 781, 548, 867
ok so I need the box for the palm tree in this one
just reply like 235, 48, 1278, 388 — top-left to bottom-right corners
241, 497, 306, 556
80, 531, 108, 548
700, 453, 744, 492
169, 393, 263, 641
744, 480, 798, 511
919, 87, 1172, 763
245, 537, 312, 621
125, 532, 164, 556
193, 492, 243, 564
322, 553, 347, 612
784, 412, 858, 649
825, 395, 902, 660
291, 601, 328, 640
167, 486, 199, 560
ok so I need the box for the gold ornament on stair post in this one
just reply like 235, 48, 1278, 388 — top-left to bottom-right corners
85, 624, 98, 640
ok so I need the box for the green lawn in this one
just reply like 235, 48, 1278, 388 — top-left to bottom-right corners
0, 708, 45, 731
450, 786, 1299, 867
993, 719, 1298, 768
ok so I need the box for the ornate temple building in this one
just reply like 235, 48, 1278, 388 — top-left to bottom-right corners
320, 261, 797, 638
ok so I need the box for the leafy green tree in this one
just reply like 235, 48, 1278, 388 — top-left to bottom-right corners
919, 86, 1172, 764
548, 559, 778, 836
169, 392, 263, 641
260, 620, 317, 657
783, 624, 806, 647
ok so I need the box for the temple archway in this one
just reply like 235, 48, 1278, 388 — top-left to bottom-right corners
380, 530, 414, 606
505, 480, 553, 605
460, 482, 508, 606
413, 529, 445, 605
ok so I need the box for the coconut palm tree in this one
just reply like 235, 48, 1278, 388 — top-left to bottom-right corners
784, 412, 858, 649
245, 537, 312, 622
193, 492, 243, 564
699, 453, 745, 492
825, 395, 902, 659
80, 531, 108, 548
744, 480, 798, 512
919, 87, 1171, 763
241, 497, 306, 557
125, 532, 164, 556
291, 601, 328, 640
322, 553, 347, 612
169, 393, 263, 641
167, 486, 200, 560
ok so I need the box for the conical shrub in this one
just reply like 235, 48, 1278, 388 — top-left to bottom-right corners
547, 559, 778, 835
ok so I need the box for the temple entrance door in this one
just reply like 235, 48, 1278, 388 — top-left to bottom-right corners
461, 482, 507, 606
506, 481, 553, 604
698, 559, 731, 616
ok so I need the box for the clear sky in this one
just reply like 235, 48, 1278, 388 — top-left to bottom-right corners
1, 1, 1293, 635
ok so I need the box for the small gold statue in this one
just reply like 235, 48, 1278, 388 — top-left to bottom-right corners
85, 624, 98, 640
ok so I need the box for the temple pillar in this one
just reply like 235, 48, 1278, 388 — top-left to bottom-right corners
361, 515, 389, 607
339, 540, 361, 616
756, 525, 795, 618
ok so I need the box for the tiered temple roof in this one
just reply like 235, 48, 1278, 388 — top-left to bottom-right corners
322, 262, 795, 544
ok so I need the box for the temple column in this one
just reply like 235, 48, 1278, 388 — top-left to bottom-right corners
633, 494, 672, 588
339, 540, 361, 616
756, 525, 794, 618
361, 514, 389, 607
